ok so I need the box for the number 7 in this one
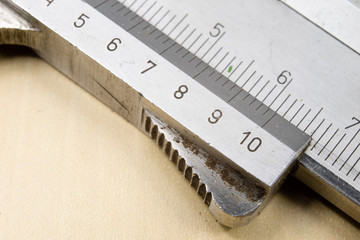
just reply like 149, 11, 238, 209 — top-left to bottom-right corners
345, 117, 360, 129
141, 60, 157, 74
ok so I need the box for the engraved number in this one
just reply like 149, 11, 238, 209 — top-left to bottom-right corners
345, 117, 360, 130
174, 85, 188, 99
46, 0, 54, 6
277, 70, 292, 84
241, 132, 262, 152
210, 23, 224, 37
141, 60, 157, 74
107, 38, 122, 51
74, 14, 89, 28
208, 110, 223, 124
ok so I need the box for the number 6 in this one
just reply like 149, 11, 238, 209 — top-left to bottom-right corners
107, 38, 122, 51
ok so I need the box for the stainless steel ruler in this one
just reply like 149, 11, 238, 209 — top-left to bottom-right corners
0, 0, 359, 227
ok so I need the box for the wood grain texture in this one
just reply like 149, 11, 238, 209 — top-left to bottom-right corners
0, 46, 359, 239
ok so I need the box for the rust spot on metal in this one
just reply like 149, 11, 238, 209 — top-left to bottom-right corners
173, 130, 265, 202
205, 156, 217, 170
205, 155, 265, 202
181, 135, 200, 155
173, 136, 181, 143
219, 166, 265, 201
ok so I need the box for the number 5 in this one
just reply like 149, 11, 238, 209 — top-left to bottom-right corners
210, 23, 224, 37
74, 14, 89, 28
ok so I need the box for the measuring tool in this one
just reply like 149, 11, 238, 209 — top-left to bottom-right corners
0, 0, 359, 227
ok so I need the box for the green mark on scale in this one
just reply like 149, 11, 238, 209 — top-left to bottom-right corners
228, 66, 233, 72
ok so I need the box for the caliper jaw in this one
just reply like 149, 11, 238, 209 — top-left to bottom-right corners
0, 1, 309, 227
141, 110, 308, 227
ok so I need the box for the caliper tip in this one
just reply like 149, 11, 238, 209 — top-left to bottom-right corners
142, 110, 267, 227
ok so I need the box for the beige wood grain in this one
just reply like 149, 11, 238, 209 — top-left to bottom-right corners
0, 46, 359, 239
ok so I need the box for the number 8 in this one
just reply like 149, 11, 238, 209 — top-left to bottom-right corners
174, 85, 188, 99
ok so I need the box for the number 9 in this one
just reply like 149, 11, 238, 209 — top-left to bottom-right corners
208, 109, 223, 124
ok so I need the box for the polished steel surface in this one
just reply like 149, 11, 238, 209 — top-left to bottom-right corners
0, 0, 359, 226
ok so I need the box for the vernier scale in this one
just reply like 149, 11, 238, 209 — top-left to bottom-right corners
0, 0, 359, 227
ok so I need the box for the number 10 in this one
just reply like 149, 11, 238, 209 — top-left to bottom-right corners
240, 132, 262, 152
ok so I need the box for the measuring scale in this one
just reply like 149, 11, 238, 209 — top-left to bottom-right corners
0, 0, 359, 227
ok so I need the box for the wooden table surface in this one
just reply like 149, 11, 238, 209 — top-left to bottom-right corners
0, 45, 359, 239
